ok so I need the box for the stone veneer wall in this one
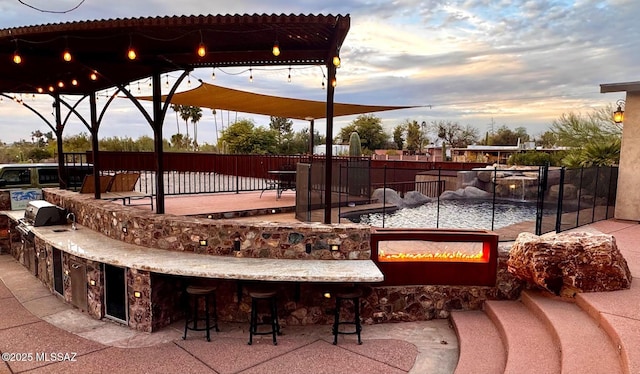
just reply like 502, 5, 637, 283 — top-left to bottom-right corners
0, 188, 524, 331
44, 189, 371, 260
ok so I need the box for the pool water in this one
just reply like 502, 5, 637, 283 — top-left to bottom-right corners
350, 199, 541, 230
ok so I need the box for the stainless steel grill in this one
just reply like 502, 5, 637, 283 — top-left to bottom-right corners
23, 200, 67, 227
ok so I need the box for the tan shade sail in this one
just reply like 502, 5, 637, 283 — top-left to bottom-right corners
140, 82, 417, 120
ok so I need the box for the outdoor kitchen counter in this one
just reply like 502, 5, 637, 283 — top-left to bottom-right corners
2, 211, 383, 283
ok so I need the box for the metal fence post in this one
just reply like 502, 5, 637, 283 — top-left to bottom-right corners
592, 167, 600, 222
235, 156, 239, 194
436, 168, 442, 228
383, 165, 387, 228
535, 164, 548, 236
555, 167, 565, 233
491, 167, 497, 231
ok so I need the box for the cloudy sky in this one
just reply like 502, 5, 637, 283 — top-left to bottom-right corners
0, 0, 638, 145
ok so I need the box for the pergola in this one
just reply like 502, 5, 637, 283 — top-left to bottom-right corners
0, 14, 350, 222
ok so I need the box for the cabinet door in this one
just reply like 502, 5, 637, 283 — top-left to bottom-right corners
52, 247, 63, 295
69, 260, 88, 311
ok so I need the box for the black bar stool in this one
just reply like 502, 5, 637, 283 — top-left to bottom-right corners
332, 287, 363, 345
247, 287, 280, 345
183, 285, 219, 342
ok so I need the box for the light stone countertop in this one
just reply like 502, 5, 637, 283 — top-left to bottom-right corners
2, 210, 384, 283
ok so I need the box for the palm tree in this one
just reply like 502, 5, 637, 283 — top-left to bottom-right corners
212, 109, 218, 143
170, 104, 181, 134
189, 106, 203, 149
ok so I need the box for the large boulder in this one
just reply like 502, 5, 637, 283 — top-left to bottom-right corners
508, 232, 632, 296
402, 191, 433, 207
371, 188, 404, 207
440, 186, 491, 200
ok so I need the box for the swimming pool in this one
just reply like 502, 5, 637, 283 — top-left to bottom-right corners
346, 199, 541, 230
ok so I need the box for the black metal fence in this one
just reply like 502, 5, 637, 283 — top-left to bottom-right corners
299, 164, 618, 241
537, 165, 618, 235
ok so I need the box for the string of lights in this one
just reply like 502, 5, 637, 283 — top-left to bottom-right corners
17, 0, 86, 14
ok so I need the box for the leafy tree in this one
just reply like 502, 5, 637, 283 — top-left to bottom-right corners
537, 131, 558, 148
337, 114, 388, 152
487, 125, 529, 146
26, 147, 52, 161
220, 119, 278, 154
405, 120, 422, 152
392, 124, 404, 150
269, 116, 294, 154
551, 104, 622, 167
433, 120, 479, 147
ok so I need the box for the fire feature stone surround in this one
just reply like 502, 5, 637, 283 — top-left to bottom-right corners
0, 188, 524, 333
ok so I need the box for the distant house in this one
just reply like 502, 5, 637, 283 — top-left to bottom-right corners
451, 142, 565, 164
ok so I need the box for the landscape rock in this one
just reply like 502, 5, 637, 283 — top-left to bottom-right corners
507, 232, 632, 296
402, 191, 433, 207
371, 188, 404, 207
440, 186, 491, 200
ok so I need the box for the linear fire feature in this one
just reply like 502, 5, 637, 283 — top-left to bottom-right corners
370, 228, 499, 286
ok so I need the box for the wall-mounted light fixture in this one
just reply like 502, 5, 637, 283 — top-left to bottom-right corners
323, 292, 331, 299
122, 226, 128, 234
233, 238, 241, 251
330, 244, 340, 251
614, 99, 625, 124
89, 279, 96, 286
332, 55, 341, 67
305, 243, 312, 254
133, 291, 141, 298
199, 239, 208, 247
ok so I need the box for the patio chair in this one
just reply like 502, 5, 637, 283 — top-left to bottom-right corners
102, 172, 154, 210
78, 174, 113, 194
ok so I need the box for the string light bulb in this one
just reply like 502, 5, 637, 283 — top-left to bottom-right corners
71, 79, 78, 86
211, 68, 216, 80
63, 49, 72, 62
137, 82, 141, 93
127, 35, 137, 60
127, 47, 137, 60
90, 71, 98, 81
288, 66, 291, 83
249, 68, 253, 82
165, 74, 169, 87
272, 40, 280, 57
333, 55, 341, 67
37, 87, 44, 93
12, 50, 22, 64
197, 42, 206, 57
187, 74, 192, 87
331, 77, 337, 88
58, 81, 65, 88
48, 86, 55, 92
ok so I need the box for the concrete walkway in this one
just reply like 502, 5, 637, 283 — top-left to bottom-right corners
0, 252, 458, 374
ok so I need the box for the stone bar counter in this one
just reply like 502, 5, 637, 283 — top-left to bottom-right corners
1, 188, 383, 332
0, 188, 524, 333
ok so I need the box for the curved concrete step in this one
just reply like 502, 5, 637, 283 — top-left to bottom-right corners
576, 282, 640, 374
522, 290, 622, 374
485, 300, 560, 374
450, 310, 506, 374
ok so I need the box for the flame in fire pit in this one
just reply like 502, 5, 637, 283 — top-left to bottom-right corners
376, 240, 489, 263
378, 249, 486, 262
